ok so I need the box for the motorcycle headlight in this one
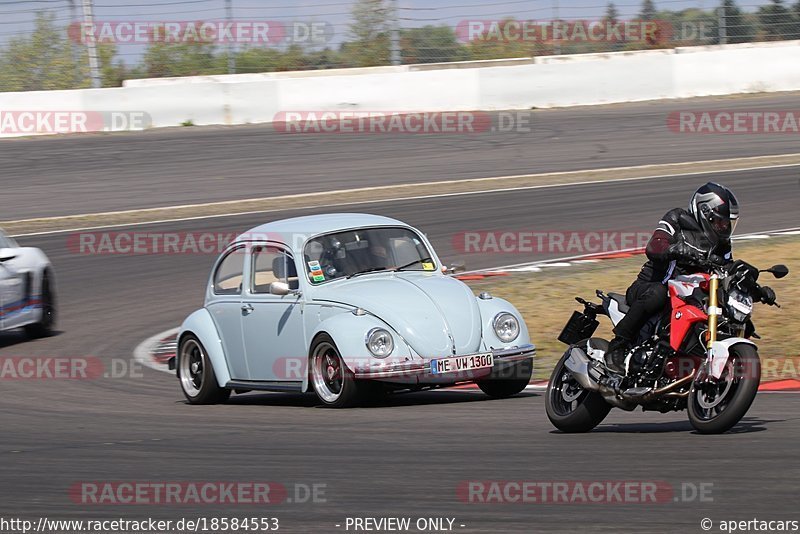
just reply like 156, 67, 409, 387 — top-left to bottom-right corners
726, 289, 753, 323
365, 328, 394, 358
493, 312, 520, 343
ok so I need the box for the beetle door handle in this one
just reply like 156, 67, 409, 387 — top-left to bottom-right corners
241, 303, 254, 314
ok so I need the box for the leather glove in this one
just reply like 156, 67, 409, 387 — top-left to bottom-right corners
667, 240, 707, 263
759, 285, 777, 305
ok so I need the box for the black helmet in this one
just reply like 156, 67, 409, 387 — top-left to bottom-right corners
688, 182, 739, 246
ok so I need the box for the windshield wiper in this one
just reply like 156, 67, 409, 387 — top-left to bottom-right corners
347, 267, 388, 279
395, 257, 433, 272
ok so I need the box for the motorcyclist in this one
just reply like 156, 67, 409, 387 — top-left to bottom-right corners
604, 182, 773, 374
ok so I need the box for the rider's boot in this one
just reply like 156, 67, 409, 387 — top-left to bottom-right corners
604, 336, 632, 374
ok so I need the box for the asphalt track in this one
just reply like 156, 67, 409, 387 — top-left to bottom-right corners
1, 97, 800, 533
3, 93, 800, 220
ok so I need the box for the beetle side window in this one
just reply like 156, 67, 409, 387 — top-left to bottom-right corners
213, 247, 245, 295
252, 246, 298, 293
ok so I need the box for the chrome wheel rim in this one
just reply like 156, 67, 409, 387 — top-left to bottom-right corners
311, 342, 344, 404
179, 339, 205, 397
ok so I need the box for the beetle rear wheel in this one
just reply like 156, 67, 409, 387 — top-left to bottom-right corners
178, 335, 231, 405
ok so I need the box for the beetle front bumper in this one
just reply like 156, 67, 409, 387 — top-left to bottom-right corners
351, 344, 535, 383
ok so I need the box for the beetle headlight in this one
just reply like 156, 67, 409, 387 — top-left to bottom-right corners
493, 312, 520, 343
365, 328, 394, 358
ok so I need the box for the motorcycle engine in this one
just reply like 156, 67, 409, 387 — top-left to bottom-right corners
627, 339, 672, 387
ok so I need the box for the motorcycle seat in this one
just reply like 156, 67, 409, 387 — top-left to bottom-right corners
608, 292, 630, 314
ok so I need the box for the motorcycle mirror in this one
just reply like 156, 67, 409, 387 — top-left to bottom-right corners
762, 264, 789, 279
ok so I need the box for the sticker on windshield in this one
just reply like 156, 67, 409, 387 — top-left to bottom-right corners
312, 273, 325, 282
422, 262, 435, 271
308, 260, 321, 271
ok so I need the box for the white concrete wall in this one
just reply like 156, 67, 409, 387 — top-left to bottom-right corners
1, 40, 799, 137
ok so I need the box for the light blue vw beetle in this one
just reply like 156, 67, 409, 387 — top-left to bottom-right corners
172, 213, 535, 407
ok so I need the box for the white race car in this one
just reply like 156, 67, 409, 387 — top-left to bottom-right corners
0, 228, 56, 337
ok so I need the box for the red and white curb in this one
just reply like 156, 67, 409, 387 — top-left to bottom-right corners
133, 327, 179, 374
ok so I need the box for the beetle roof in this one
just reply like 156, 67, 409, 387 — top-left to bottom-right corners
237, 213, 411, 248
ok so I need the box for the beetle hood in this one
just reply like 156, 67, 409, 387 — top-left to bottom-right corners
312, 273, 483, 358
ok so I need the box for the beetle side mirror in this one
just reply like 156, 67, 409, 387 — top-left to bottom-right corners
270, 281, 300, 296
445, 261, 466, 275
269, 281, 291, 296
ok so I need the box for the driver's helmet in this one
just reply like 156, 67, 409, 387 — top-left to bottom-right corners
688, 182, 739, 246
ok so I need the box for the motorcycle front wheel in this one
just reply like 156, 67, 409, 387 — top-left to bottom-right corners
687, 344, 760, 434
545, 341, 612, 433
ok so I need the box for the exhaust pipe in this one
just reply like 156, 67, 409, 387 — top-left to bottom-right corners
564, 345, 637, 411
564, 347, 601, 392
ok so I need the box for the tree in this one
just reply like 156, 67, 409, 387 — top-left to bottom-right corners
0, 12, 84, 92
347, 0, 393, 66
400, 26, 467, 64
757, 0, 800, 39
716, 0, 755, 43
142, 41, 224, 78
640, 0, 658, 20
605, 2, 620, 25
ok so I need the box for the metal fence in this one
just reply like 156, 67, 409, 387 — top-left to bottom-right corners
0, 0, 797, 92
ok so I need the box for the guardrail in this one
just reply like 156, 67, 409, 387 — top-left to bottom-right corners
1, 40, 799, 137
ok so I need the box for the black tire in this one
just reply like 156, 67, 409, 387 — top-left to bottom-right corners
477, 359, 533, 398
545, 340, 612, 433
309, 334, 364, 408
688, 344, 760, 434
24, 271, 56, 339
178, 334, 231, 405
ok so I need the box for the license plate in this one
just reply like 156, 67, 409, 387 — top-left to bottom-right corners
430, 353, 494, 374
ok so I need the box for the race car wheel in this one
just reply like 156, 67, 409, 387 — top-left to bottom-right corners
310, 334, 363, 408
178, 335, 231, 405
24, 271, 56, 339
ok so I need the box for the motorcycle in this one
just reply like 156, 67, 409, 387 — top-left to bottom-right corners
545, 259, 789, 434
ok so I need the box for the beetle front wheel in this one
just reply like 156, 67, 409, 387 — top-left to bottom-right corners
310, 334, 363, 408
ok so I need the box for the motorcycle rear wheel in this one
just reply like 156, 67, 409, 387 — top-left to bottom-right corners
545, 340, 612, 433
687, 344, 760, 434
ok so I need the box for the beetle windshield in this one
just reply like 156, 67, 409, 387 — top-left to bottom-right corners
303, 226, 435, 284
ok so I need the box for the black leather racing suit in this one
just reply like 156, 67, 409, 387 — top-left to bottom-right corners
613, 208, 732, 342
